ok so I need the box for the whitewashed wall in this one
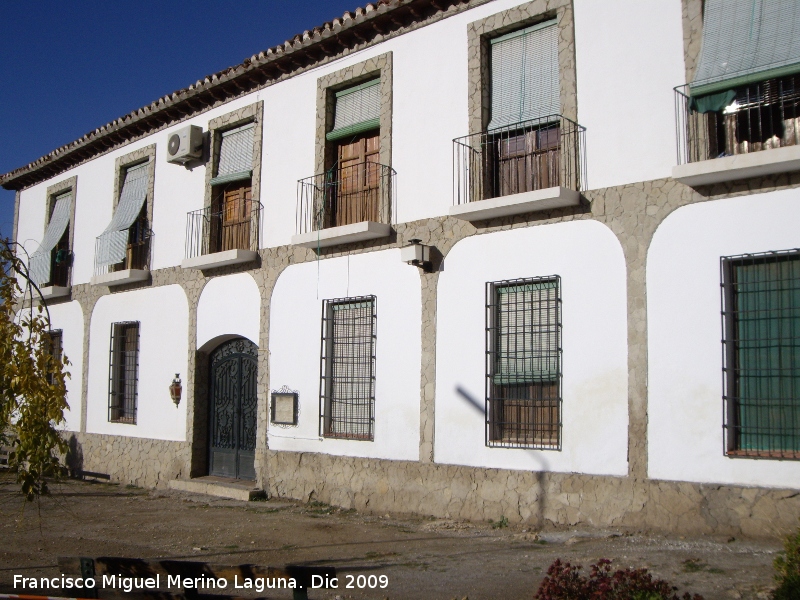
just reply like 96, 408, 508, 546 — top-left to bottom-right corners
196, 273, 261, 349
15, 0, 690, 278
573, 0, 685, 190
86, 285, 189, 440
46, 300, 84, 432
648, 190, 800, 489
435, 220, 629, 475
269, 250, 421, 461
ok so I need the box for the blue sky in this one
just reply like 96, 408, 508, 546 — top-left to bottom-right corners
0, 0, 359, 239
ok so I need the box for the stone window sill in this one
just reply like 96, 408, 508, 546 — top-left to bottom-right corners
672, 145, 800, 187
448, 187, 581, 222
181, 249, 258, 270
291, 221, 392, 249
90, 269, 149, 287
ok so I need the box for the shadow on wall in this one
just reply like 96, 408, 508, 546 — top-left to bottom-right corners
65, 434, 83, 478
456, 385, 550, 528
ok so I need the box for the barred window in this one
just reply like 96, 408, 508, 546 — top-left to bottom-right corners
320, 296, 376, 441
46, 330, 63, 386
722, 250, 800, 459
486, 277, 561, 449
108, 322, 140, 424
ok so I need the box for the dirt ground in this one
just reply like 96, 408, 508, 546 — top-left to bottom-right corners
0, 473, 785, 600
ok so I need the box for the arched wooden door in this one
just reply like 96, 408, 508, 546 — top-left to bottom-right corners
208, 338, 258, 480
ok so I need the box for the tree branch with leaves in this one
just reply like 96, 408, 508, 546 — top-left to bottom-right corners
0, 239, 70, 501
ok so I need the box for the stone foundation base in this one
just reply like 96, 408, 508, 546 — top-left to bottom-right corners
65, 432, 192, 489
267, 451, 800, 539
61, 435, 799, 538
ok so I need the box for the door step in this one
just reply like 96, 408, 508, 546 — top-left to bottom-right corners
169, 476, 266, 501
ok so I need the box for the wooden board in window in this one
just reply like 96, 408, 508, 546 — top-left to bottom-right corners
212, 181, 252, 252
335, 130, 380, 226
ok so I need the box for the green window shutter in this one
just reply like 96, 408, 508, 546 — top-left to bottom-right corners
326, 79, 380, 141
691, 0, 800, 96
734, 256, 800, 453
494, 280, 559, 384
216, 123, 255, 179
488, 20, 560, 130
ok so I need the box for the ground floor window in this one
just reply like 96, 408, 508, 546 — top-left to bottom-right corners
486, 277, 561, 449
320, 296, 376, 441
108, 321, 140, 424
722, 250, 800, 459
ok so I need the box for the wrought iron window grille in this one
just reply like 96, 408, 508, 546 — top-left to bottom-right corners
46, 329, 63, 386
486, 276, 562, 450
675, 74, 800, 165
319, 296, 377, 441
721, 249, 800, 460
297, 163, 396, 236
453, 115, 586, 207
108, 321, 140, 424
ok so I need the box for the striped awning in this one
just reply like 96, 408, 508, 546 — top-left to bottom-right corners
96, 162, 148, 267
30, 192, 71, 286
691, 0, 800, 96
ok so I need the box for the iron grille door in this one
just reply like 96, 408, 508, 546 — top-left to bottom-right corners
208, 338, 258, 479
722, 250, 800, 459
486, 277, 562, 449
320, 296, 377, 441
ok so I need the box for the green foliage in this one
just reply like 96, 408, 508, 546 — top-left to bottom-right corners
491, 515, 509, 529
773, 522, 800, 600
0, 240, 70, 501
534, 559, 703, 600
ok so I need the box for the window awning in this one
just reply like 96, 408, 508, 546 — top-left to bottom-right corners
30, 192, 71, 286
691, 0, 800, 96
488, 20, 560, 130
326, 79, 381, 141
211, 123, 255, 186
96, 161, 148, 267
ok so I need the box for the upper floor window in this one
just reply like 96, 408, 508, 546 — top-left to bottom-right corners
30, 190, 72, 289
677, 0, 800, 164
324, 81, 382, 228
208, 122, 256, 254
453, 16, 584, 207
722, 250, 800, 460
295, 55, 394, 245
96, 160, 151, 274
486, 277, 561, 449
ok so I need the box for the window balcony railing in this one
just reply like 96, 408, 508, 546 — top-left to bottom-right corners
296, 162, 396, 236
675, 75, 800, 165
185, 201, 262, 260
452, 114, 586, 207
93, 228, 152, 278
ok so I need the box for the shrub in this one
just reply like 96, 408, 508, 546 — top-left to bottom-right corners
534, 559, 704, 600
773, 522, 800, 600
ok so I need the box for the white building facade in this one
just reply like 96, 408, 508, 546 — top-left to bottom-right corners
4, 0, 800, 536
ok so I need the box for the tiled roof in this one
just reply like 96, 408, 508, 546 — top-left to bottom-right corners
1, 0, 476, 191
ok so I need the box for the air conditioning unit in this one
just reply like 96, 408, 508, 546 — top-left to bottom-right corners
166, 125, 204, 164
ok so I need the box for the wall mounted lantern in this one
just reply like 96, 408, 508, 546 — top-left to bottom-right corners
169, 374, 182, 407
401, 239, 432, 273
